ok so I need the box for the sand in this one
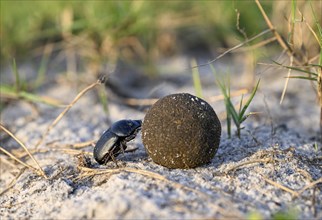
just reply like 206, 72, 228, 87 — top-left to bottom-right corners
1, 59, 321, 219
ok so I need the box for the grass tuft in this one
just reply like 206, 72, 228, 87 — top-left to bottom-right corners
211, 64, 260, 138
1, 59, 65, 107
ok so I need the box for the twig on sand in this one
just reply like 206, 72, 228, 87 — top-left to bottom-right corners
0, 156, 18, 169
0, 147, 36, 171
35, 77, 106, 149
0, 124, 46, 178
224, 158, 273, 175
16, 147, 93, 159
76, 166, 243, 218
0, 167, 27, 196
262, 176, 322, 198
46, 139, 96, 149
262, 175, 299, 197
298, 178, 322, 196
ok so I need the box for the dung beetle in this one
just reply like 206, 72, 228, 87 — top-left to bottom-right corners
93, 119, 142, 164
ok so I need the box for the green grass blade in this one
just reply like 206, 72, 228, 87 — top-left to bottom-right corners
240, 115, 248, 124
309, 1, 322, 46
288, 0, 296, 44
0, 84, 17, 97
308, 64, 322, 68
191, 59, 203, 98
239, 94, 244, 114
20, 91, 63, 106
211, 63, 242, 135
0, 84, 63, 107
98, 86, 109, 114
227, 73, 231, 97
239, 79, 260, 121
285, 76, 317, 81
35, 47, 51, 88
214, 76, 240, 124
210, 64, 238, 135
212, 64, 229, 99
226, 109, 231, 138
219, 82, 240, 125
273, 60, 318, 76
228, 101, 240, 126
12, 58, 20, 92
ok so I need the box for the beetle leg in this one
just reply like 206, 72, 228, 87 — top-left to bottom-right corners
108, 151, 119, 166
119, 142, 127, 155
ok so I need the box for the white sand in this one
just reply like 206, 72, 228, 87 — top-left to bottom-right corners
1, 62, 321, 219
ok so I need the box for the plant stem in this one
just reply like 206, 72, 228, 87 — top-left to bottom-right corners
319, 66, 322, 138
237, 124, 241, 138
320, 106, 322, 138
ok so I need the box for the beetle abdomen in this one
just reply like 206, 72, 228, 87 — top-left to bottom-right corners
93, 130, 119, 164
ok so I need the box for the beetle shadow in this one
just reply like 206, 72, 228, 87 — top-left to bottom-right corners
120, 143, 149, 163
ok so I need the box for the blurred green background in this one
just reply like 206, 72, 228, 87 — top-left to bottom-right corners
1, 1, 273, 65
0, 1, 320, 78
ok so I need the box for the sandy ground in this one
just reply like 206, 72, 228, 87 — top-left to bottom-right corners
0, 57, 321, 219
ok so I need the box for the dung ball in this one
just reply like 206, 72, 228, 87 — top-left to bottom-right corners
142, 93, 221, 168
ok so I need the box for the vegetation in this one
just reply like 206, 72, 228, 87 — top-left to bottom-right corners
1, 1, 271, 63
212, 66, 260, 138
1, 2, 321, 219
254, 0, 322, 136
1, 1, 321, 134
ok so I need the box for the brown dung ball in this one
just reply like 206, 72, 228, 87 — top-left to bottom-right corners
142, 93, 221, 168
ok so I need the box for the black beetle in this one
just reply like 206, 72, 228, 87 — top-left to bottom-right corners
93, 119, 142, 164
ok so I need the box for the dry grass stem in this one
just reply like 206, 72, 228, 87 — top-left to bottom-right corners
236, 36, 277, 52
208, 89, 248, 102
60, 148, 92, 155
77, 166, 243, 218
280, 56, 294, 104
0, 147, 36, 171
298, 178, 322, 195
124, 98, 159, 106
192, 29, 271, 69
255, 0, 301, 65
309, 54, 320, 63
17, 147, 92, 159
48, 167, 67, 180
263, 176, 322, 199
124, 89, 248, 106
0, 124, 46, 178
46, 140, 95, 149
262, 175, 321, 195
0, 167, 26, 196
299, 10, 321, 46
262, 175, 299, 197
0, 156, 18, 169
224, 158, 272, 174
35, 79, 104, 149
